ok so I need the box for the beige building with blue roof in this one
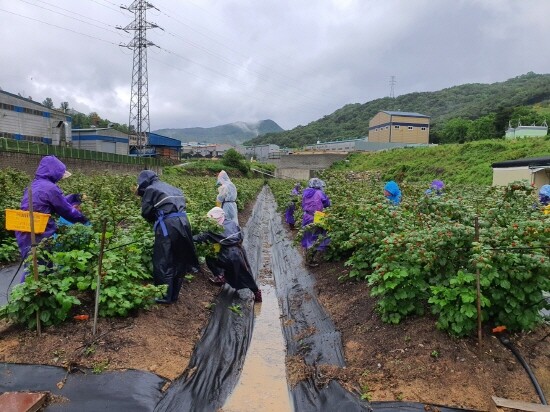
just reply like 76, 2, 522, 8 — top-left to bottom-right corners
368, 111, 430, 144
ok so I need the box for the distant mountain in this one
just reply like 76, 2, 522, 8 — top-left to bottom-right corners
153, 119, 284, 145
245, 72, 550, 148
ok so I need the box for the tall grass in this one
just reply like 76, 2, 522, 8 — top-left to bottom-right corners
331, 137, 550, 185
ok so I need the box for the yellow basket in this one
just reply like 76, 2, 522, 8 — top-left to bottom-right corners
313, 211, 326, 224
5, 209, 50, 234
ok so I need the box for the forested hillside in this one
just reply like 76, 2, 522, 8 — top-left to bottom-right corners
246, 72, 550, 148
330, 137, 550, 185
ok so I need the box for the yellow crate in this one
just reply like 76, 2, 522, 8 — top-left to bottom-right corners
313, 211, 326, 224
5, 209, 50, 234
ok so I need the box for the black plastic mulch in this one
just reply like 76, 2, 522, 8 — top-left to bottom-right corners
265, 187, 478, 412
0, 192, 265, 412
0, 187, 480, 411
0, 363, 166, 411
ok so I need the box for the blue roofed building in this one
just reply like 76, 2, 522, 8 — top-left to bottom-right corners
130, 132, 181, 160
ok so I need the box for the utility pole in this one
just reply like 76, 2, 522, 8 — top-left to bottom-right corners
389, 75, 396, 99
119, 0, 161, 155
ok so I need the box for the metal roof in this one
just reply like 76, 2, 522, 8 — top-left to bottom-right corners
147, 132, 181, 148
0, 89, 68, 116
382, 111, 430, 118
492, 156, 550, 168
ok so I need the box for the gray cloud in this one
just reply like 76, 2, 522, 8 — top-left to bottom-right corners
1, 0, 549, 131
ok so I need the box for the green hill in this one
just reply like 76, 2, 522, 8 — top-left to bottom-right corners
330, 137, 550, 185
246, 72, 550, 148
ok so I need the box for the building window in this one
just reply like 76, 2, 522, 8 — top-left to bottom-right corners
408, 126, 413, 130
394, 125, 400, 129
421, 127, 427, 131
385, 126, 389, 129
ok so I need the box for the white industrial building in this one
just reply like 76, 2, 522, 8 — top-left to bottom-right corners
0, 90, 71, 145
72, 127, 129, 155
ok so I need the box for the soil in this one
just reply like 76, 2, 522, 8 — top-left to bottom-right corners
310, 258, 550, 410
0, 204, 255, 382
1, 199, 549, 412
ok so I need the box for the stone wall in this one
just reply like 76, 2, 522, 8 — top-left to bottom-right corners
0, 152, 162, 176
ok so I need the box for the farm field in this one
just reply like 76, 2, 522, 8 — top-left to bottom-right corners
269, 173, 549, 410
0, 166, 548, 410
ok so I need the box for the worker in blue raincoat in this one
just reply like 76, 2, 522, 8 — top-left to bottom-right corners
384, 181, 402, 205
137, 170, 199, 304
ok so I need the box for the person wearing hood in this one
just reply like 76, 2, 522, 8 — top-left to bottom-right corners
15, 156, 88, 280
539, 184, 550, 214
193, 207, 262, 302
425, 180, 445, 196
384, 181, 402, 205
137, 170, 199, 304
301, 178, 331, 266
216, 170, 239, 225
284, 182, 302, 229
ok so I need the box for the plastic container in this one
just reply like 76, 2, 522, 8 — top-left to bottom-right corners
313, 211, 326, 224
5, 209, 50, 234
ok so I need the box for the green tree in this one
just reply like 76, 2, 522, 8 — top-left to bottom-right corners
468, 114, 498, 141
441, 118, 471, 143
223, 148, 249, 174
59, 101, 69, 113
42, 97, 54, 109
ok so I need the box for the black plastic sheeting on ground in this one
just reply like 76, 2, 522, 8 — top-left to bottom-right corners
265, 187, 478, 412
0, 262, 21, 306
0, 192, 266, 412
0, 363, 166, 411
154, 187, 266, 412
154, 285, 255, 412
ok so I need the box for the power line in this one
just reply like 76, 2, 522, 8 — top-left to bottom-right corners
17, 0, 128, 38
157, 6, 335, 102
87, 0, 128, 16
148, 54, 322, 118
0, 7, 118, 45
156, 46, 326, 114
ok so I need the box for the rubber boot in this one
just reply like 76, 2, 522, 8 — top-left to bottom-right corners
171, 277, 184, 302
155, 282, 174, 304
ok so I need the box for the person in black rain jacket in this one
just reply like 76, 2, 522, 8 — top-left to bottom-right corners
137, 170, 199, 304
193, 207, 262, 302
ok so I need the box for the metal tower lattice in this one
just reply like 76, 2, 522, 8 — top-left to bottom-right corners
120, 0, 160, 154
389, 75, 396, 99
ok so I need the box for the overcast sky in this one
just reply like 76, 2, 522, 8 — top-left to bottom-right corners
1, 0, 549, 131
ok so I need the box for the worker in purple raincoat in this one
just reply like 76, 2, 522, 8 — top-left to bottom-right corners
284, 183, 301, 229
301, 178, 331, 266
15, 156, 88, 280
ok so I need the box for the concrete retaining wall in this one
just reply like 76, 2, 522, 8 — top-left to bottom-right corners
270, 153, 348, 180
